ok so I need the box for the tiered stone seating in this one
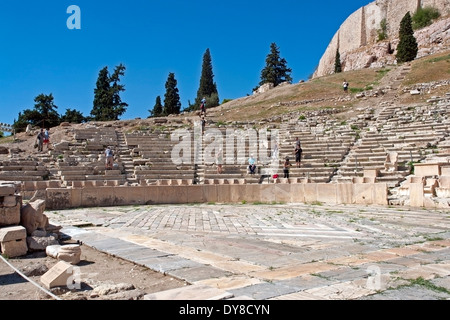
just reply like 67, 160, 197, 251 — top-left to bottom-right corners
125, 131, 197, 184
73, 126, 119, 149
278, 121, 356, 183
48, 126, 127, 186
335, 102, 450, 188
0, 159, 49, 182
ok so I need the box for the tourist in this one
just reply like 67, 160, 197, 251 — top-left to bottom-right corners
294, 137, 302, 167
36, 129, 44, 152
200, 97, 206, 115
216, 148, 223, 174
248, 154, 256, 174
283, 157, 292, 178
200, 114, 206, 133
43, 128, 50, 149
343, 80, 349, 92
105, 146, 114, 170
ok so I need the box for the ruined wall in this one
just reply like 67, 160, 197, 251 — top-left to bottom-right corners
313, 0, 450, 78
44, 183, 389, 209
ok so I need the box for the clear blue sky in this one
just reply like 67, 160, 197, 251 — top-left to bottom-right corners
0, 0, 371, 128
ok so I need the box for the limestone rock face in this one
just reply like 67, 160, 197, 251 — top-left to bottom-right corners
313, 0, 450, 78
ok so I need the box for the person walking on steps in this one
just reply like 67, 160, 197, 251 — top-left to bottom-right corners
105, 146, 114, 170
36, 129, 44, 152
200, 97, 206, 116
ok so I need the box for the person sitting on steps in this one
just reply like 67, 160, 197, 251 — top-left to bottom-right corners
248, 154, 256, 174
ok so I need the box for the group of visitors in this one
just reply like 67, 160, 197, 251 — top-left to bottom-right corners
213, 136, 303, 179
35, 128, 50, 152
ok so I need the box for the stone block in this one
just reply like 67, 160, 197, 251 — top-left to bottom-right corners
373, 183, 388, 205
202, 184, 217, 203
20, 199, 46, 235
243, 185, 260, 203
436, 188, 450, 198
80, 188, 99, 207
2, 196, 17, 207
45, 188, 72, 210
40, 261, 75, 289
0, 226, 26, 242
159, 186, 187, 204
414, 163, 441, 177
274, 184, 292, 203
317, 183, 337, 204
337, 183, 353, 204
352, 177, 365, 183
353, 183, 373, 204
0, 238, 28, 258
364, 169, 379, 178
0, 184, 16, 196
410, 183, 424, 207
438, 176, 450, 188
304, 184, 318, 203
27, 234, 59, 251
0, 205, 21, 226
290, 184, 305, 203
441, 167, 450, 176
216, 185, 231, 203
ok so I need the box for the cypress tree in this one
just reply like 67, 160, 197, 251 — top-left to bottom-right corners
149, 96, 163, 118
91, 64, 128, 121
396, 12, 418, 63
194, 48, 219, 111
334, 48, 342, 73
109, 64, 128, 120
258, 43, 292, 88
163, 73, 181, 116
91, 67, 112, 121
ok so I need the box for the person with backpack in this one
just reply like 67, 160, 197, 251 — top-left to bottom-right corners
343, 80, 349, 92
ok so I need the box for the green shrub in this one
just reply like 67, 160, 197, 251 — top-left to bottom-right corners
377, 19, 388, 41
412, 6, 440, 30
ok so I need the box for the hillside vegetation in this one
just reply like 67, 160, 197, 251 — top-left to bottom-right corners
201, 49, 450, 123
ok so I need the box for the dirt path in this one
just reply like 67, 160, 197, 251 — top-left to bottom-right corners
0, 239, 188, 300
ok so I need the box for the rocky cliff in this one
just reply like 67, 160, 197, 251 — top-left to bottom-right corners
313, 0, 450, 78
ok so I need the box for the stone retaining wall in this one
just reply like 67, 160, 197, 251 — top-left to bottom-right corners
45, 183, 388, 210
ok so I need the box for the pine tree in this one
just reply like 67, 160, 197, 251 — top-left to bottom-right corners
163, 73, 181, 116
194, 48, 219, 110
61, 108, 86, 123
13, 93, 61, 132
258, 43, 292, 88
396, 12, 418, 63
91, 64, 128, 121
334, 49, 342, 73
149, 96, 163, 118
34, 93, 61, 128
